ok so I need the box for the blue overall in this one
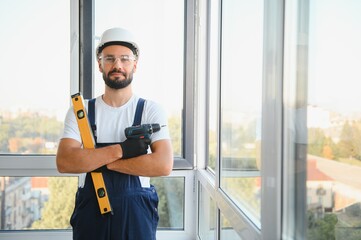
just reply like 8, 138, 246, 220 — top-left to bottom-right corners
70, 98, 159, 240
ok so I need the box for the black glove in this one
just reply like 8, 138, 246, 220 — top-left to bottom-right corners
119, 138, 151, 159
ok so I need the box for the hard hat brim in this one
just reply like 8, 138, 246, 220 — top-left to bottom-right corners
97, 41, 139, 57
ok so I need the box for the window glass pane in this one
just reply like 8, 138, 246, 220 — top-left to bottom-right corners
220, 0, 263, 221
150, 177, 184, 230
94, 0, 184, 158
198, 185, 216, 239
0, 0, 70, 154
306, 1, 361, 239
0, 177, 77, 230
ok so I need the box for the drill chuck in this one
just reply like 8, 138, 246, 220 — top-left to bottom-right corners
151, 123, 161, 133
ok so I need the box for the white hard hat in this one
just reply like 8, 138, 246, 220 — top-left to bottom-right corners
96, 27, 139, 57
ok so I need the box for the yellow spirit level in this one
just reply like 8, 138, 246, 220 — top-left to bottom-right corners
71, 93, 112, 215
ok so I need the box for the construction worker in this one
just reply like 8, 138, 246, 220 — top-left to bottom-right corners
56, 27, 173, 240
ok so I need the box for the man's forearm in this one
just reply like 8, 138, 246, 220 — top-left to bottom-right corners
106, 140, 173, 177
56, 138, 122, 173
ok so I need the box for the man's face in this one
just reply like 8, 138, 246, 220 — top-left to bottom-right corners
98, 45, 137, 89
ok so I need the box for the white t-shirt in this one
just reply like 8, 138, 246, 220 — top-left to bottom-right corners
61, 94, 170, 187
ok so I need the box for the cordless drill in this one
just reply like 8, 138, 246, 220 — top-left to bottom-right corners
124, 123, 163, 139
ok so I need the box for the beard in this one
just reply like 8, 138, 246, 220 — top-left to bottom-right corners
103, 69, 134, 89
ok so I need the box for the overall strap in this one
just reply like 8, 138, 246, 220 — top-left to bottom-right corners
133, 98, 146, 126
88, 98, 97, 142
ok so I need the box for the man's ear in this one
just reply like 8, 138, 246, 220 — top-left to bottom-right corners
133, 61, 137, 73
98, 60, 103, 73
